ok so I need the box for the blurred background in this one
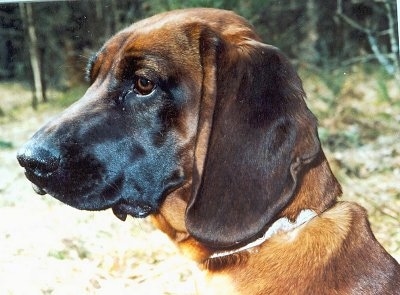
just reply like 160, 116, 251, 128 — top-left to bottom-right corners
0, 0, 399, 294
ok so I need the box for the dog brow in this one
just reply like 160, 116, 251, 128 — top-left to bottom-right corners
85, 52, 99, 83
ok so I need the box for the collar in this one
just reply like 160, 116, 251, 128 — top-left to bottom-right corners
209, 209, 318, 259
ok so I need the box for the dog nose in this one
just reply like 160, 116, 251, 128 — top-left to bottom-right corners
17, 142, 60, 176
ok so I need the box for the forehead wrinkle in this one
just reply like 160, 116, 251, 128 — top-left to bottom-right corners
123, 16, 200, 57
119, 34, 198, 83
86, 50, 103, 83
113, 48, 170, 83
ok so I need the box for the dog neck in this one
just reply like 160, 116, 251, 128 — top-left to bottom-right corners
209, 209, 317, 259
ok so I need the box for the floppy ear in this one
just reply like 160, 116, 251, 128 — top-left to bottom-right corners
186, 41, 321, 249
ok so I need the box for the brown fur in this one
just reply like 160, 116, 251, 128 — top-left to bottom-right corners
199, 202, 399, 295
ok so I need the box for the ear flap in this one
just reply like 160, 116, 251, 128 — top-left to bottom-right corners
186, 41, 321, 249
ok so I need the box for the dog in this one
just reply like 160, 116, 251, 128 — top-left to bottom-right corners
17, 8, 400, 294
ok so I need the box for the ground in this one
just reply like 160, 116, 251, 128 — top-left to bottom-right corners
0, 73, 399, 294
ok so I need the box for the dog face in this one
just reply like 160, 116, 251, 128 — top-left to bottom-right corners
17, 11, 207, 219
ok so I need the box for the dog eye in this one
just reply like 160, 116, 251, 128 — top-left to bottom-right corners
134, 76, 155, 95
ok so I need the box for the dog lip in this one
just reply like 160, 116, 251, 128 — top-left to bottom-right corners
112, 201, 153, 220
32, 183, 47, 195
112, 206, 128, 221
24, 170, 49, 195
24, 164, 56, 179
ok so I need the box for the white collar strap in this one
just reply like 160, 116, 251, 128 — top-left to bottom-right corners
209, 209, 318, 259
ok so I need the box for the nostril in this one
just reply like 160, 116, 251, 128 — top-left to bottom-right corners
17, 144, 60, 175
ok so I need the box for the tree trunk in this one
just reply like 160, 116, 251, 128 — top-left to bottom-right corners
300, 0, 319, 64
20, 3, 45, 108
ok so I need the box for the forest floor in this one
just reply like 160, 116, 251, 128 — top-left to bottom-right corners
0, 69, 399, 294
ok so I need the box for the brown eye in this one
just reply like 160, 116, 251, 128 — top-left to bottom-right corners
134, 76, 155, 95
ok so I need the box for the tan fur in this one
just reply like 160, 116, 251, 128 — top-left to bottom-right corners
151, 184, 212, 262
212, 202, 353, 295
155, 198, 399, 294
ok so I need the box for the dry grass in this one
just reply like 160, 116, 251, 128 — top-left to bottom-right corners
0, 69, 399, 294
303, 68, 400, 260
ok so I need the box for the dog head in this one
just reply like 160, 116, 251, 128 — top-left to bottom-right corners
17, 8, 340, 249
